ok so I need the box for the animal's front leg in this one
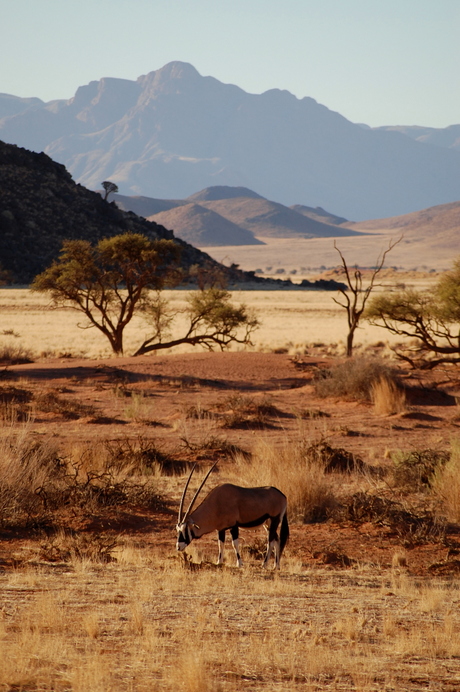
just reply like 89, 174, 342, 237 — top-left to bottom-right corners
230, 526, 243, 567
217, 529, 226, 565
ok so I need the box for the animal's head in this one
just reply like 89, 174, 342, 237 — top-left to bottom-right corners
176, 462, 217, 552
176, 518, 199, 551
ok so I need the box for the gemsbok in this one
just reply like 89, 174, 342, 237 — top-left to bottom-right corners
176, 462, 289, 569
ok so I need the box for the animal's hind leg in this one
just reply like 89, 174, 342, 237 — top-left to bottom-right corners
263, 517, 280, 569
217, 530, 225, 565
230, 526, 243, 567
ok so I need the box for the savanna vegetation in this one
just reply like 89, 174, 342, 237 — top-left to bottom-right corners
1, 253, 460, 689
32, 233, 259, 356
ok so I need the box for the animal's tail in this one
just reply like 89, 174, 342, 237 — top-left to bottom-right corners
280, 511, 289, 555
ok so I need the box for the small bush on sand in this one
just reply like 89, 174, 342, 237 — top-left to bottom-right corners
0, 342, 34, 364
314, 357, 399, 401
232, 438, 338, 523
214, 393, 283, 429
392, 448, 450, 492
34, 389, 96, 419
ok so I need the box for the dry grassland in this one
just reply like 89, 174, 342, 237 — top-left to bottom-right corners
1, 281, 460, 691
0, 281, 435, 360
1, 547, 460, 692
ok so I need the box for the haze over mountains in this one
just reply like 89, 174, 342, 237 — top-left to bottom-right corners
1, 61, 460, 221
113, 186, 362, 247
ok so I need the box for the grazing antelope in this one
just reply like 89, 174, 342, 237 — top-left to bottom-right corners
176, 463, 289, 569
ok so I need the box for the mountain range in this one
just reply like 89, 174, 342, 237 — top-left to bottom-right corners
112, 185, 360, 247
1, 61, 460, 221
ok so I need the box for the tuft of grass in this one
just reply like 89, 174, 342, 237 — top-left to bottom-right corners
432, 440, 460, 522
232, 438, 338, 522
371, 375, 407, 415
0, 342, 34, 364
214, 393, 284, 429
34, 389, 96, 419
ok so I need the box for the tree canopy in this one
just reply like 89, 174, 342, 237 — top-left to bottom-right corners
365, 259, 460, 368
33, 233, 258, 356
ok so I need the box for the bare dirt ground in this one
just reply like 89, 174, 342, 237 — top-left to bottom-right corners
2, 351, 460, 690
2, 350, 460, 575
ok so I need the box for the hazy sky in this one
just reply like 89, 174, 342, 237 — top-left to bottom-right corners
1, 0, 459, 128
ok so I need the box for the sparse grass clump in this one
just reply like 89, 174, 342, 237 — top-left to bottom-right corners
0, 342, 34, 364
34, 389, 96, 419
371, 374, 407, 415
232, 438, 338, 522
392, 448, 450, 492
0, 427, 165, 529
215, 393, 283, 429
432, 440, 460, 523
314, 357, 400, 401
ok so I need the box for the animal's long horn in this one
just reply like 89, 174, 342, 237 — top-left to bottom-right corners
182, 461, 218, 521
178, 464, 196, 523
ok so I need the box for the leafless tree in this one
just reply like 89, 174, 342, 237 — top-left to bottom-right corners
332, 237, 402, 356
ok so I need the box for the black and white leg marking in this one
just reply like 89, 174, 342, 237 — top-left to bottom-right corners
263, 516, 281, 570
230, 526, 243, 567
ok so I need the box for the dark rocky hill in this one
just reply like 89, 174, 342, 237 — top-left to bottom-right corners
0, 141, 243, 284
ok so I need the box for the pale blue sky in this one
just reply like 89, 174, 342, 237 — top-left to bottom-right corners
1, 0, 459, 128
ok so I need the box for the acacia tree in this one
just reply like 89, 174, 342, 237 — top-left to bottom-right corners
332, 237, 401, 356
101, 181, 119, 201
32, 233, 258, 356
134, 287, 259, 356
365, 258, 460, 368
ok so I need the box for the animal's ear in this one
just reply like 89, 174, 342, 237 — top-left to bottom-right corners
193, 523, 200, 529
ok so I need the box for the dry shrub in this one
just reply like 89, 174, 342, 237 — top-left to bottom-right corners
392, 448, 450, 492
0, 385, 33, 421
0, 427, 63, 527
232, 438, 338, 522
343, 491, 446, 546
0, 427, 164, 528
34, 389, 96, 419
0, 342, 34, 364
215, 393, 282, 429
432, 441, 460, 523
371, 375, 406, 415
314, 357, 399, 401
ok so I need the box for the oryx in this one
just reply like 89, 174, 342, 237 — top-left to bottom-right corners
176, 463, 289, 569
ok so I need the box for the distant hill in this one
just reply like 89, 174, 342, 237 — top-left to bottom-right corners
0, 141, 345, 290
290, 205, 348, 226
1, 61, 460, 220
375, 124, 460, 152
187, 186, 265, 202
345, 200, 460, 245
115, 185, 361, 245
148, 203, 265, 246
0, 141, 250, 284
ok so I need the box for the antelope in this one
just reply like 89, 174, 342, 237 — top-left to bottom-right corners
176, 463, 289, 569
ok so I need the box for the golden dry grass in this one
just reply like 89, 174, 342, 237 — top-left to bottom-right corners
371, 375, 407, 416
0, 286, 427, 359
1, 548, 460, 691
